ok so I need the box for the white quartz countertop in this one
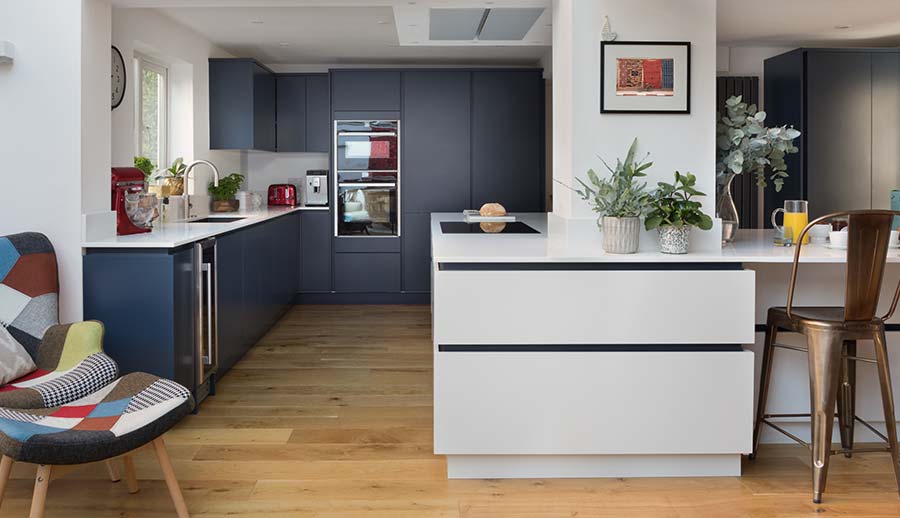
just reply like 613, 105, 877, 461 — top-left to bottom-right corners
431, 213, 900, 264
82, 206, 310, 249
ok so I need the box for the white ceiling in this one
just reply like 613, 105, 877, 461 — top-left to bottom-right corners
114, 0, 900, 66
717, 0, 900, 46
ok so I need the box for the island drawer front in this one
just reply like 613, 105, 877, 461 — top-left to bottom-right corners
433, 268, 755, 345
434, 350, 754, 455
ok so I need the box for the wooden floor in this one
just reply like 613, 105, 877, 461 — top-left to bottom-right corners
2, 305, 900, 517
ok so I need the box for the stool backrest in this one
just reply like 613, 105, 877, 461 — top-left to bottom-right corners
787, 210, 900, 323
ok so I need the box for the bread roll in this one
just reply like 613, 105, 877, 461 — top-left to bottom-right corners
480, 222, 507, 233
480, 203, 507, 217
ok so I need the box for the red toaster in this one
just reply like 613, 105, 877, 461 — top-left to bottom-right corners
268, 184, 297, 207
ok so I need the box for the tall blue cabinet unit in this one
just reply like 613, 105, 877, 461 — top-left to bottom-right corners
209, 59, 276, 151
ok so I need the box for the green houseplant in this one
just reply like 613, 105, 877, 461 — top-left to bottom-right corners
133, 156, 155, 182
208, 173, 245, 212
573, 138, 652, 254
716, 96, 800, 241
645, 171, 713, 254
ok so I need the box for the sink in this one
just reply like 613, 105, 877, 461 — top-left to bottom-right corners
188, 217, 247, 223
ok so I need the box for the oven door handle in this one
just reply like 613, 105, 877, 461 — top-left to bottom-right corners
337, 132, 397, 137
338, 182, 396, 188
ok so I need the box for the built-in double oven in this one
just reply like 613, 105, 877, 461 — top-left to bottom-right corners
334, 120, 400, 237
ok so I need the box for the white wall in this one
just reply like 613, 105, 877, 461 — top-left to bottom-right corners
111, 8, 241, 195
0, 0, 110, 323
552, 0, 718, 248
716, 46, 793, 107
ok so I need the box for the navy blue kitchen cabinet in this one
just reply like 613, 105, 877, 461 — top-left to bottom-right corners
276, 75, 307, 152
300, 210, 333, 293
401, 71, 472, 213
209, 59, 277, 151
331, 70, 401, 112
471, 70, 544, 212
216, 230, 247, 375
334, 253, 401, 293
401, 213, 432, 293
306, 74, 332, 153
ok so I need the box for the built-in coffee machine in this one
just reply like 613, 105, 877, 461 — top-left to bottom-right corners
305, 170, 329, 207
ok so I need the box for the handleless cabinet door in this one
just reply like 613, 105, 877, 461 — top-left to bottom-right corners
253, 63, 277, 152
306, 74, 331, 153
873, 53, 900, 209
472, 70, 544, 212
216, 231, 246, 375
806, 51, 872, 217
331, 70, 401, 112
276, 75, 307, 152
402, 71, 471, 212
401, 213, 432, 293
209, 60, 254, 149
301, 211, 333, 293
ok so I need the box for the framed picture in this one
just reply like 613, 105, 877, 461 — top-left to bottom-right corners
600, 41, 691, 114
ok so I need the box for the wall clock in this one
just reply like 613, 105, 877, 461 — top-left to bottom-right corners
111, 46, 126, 110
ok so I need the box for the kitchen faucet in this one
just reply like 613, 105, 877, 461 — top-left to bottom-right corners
182, 159, 220, 220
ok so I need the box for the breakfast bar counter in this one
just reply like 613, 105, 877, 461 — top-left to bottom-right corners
430, 213, 900, 480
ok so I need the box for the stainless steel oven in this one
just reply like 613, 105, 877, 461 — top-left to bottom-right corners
334, 120, 400, 237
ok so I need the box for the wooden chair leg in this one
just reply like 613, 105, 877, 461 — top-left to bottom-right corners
837, 340, 857, 457
29, 465, 52, 518
751, 322, 778, 460
105, 459, 121, 482
153, 438, 189, 517
873, 329, 900, 498
0, 455, 12, 507
806, 328, 844, 504
123, 456, 139, 494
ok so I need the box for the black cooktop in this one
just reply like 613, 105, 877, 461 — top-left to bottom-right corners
440, 221, 540, 234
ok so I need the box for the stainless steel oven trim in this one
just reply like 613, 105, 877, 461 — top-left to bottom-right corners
338, 182, 397, 188
337, 131, 398, 137
334, 119, 401, 238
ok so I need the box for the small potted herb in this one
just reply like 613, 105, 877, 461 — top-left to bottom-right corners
645, 171, 713, 254
573, 138, 652, 254
134, 156, 155, 184
157, 157, 187, 196
208, 173, 245, 213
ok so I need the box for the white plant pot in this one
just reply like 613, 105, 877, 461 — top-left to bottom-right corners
602, 216, 641, 254
658, 225, 691, 254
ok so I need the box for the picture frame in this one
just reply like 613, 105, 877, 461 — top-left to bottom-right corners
600, 41, 691, 114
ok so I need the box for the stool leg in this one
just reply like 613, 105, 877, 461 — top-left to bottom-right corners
873, 329, 900, 497
837, 340, 857, 458
153, 438, 189, 517
0, 455, 12, 507
751, 322, 778, 460
29, 465, 52, 518
806, 327, 843, 504
123, 456, 139, 494
105, 459, 120, 482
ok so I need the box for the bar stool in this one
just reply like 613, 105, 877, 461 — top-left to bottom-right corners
751, 210, 900, 504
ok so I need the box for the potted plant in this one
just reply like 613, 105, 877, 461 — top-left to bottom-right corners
157, 157, 187, 196
645, 171, 713, 254
573, 138, 652, 254
208, 173, 245, 212
133, 156, 155, 185
716, 95, 800, 241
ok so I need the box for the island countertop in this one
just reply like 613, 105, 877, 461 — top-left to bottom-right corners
431, 212, 900, 264
82, 206, 314, 249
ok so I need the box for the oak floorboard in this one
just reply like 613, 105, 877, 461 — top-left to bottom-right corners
3, 304, 899, 516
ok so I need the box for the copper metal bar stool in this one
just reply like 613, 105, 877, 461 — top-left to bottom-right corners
751, 210, 900, 503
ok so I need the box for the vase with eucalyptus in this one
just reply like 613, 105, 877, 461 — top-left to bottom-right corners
716, 95, 800, 242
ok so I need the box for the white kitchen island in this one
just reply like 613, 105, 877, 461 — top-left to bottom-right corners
431, 213, 900, 479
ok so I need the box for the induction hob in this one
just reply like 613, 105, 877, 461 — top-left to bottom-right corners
440, 221, 540, 234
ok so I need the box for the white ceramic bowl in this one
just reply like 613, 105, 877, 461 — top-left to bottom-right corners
829, 230, 848, 249
809, 224, 831, 243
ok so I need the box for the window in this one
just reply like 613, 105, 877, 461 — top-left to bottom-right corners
135, 54, 168, 170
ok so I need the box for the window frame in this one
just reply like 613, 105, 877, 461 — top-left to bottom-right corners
134, 52, 169, 171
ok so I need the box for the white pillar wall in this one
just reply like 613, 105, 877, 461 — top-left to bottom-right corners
552, 0, 718, 241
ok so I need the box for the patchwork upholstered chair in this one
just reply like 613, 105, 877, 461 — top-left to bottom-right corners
0, 233, 195, 517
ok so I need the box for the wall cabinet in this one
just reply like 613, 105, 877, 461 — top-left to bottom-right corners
765, 49, 900, 219
83, 213, 301, 400
331, 69, 401, 112
209, 59, 276, 151
277, 74, 331, 153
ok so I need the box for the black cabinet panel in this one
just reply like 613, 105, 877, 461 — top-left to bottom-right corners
209, 60, 254, 150
306, 74, 331, 153
402, 71, 471, 212
216, 230, 246, 375
253, 63, 277, 152
301, 211, 333, 293
873, 53, 900, 209
806, 52, 871, 218
334, 253, 401, 293
276, 75, 307, 152
762, 50, 804, 225
401, 213, 432, 293
472, 70, 544, 212
331, 70, 401, 112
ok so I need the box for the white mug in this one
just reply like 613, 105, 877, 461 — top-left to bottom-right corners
809, 224, 831, 243
829, 230, 848, 249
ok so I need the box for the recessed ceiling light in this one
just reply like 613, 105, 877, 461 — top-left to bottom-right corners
377, 20, 390, 25
278, 42, 291, 47
835, 24, 852, 29
412, 41, 419, 44
408, 24, 417, 27
408, 1, 416, 4
250, 19, 264, 24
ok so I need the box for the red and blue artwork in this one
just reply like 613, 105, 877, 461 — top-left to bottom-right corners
616, 58, 675, 96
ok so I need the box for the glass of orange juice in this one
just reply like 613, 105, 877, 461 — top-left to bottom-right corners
771, 200, 809, 245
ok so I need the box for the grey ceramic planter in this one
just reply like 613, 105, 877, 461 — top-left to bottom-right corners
602, 216, 641, 254
658, 225, 691, 254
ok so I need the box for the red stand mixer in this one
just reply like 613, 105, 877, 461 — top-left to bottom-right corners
111, 167, 153, 235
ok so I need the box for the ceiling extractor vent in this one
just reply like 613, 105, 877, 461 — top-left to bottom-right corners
429, 7, 545, 41
429, 8, 485, 40
478, 8, 545, 40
